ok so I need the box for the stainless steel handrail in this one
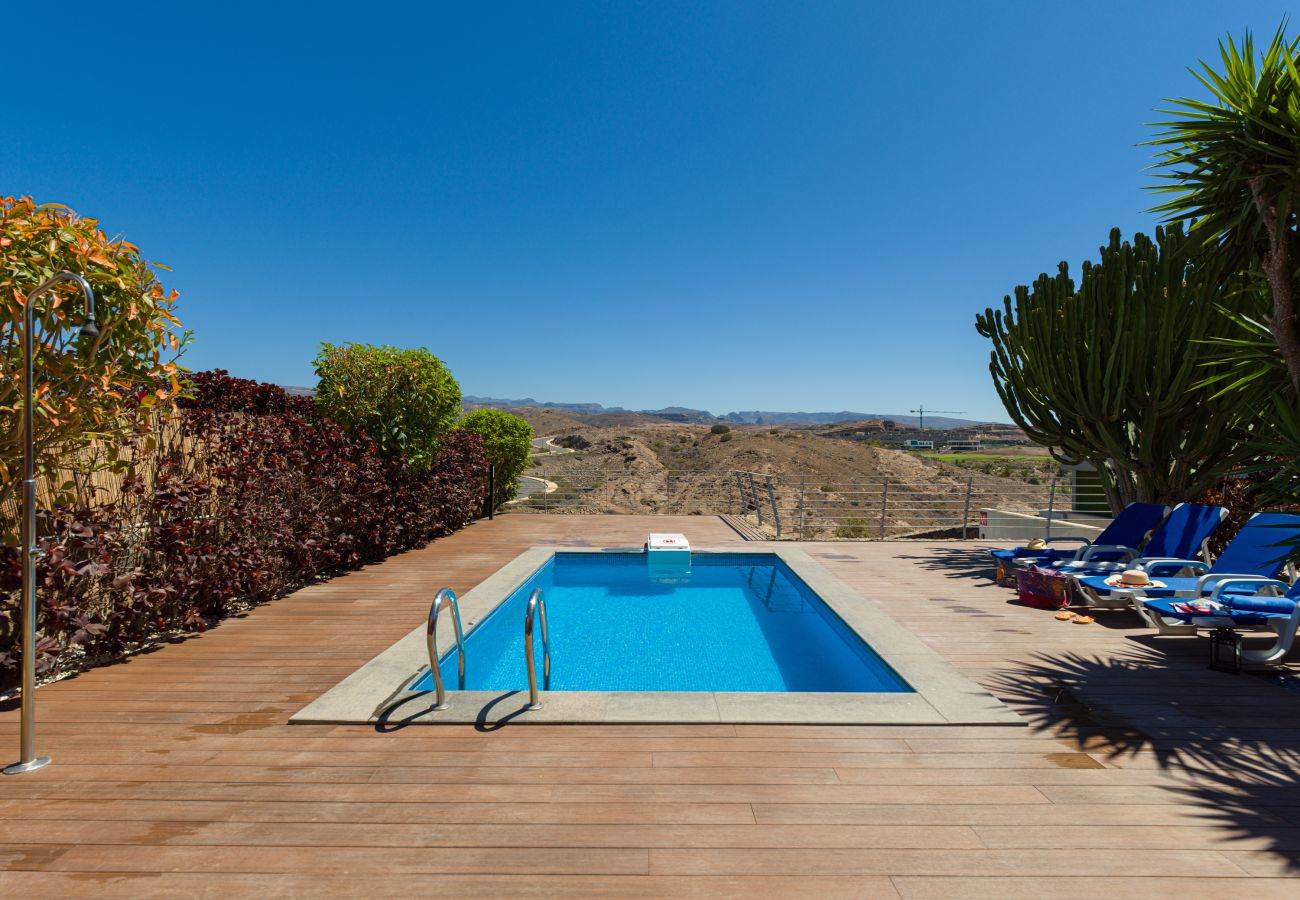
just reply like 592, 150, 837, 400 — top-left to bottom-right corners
524, 588, 550, 711
426, 587, 465, 711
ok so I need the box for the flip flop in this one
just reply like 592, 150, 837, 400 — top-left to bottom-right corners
1072, 615, 1095, 625
1054, 611, 1077, 621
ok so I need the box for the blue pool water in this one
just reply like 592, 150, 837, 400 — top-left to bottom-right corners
411, 553, 910, 694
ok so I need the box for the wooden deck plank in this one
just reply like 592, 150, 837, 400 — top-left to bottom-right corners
0, 872, 901, 899
0, 515, 1298, 891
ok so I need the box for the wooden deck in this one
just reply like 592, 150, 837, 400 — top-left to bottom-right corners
2, 515, 1300, 897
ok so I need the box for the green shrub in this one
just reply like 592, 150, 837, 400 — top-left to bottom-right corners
710, 424, 731, 435
1, 197, 190, 521
313, 343, 461, 470
833, 518, 874, 539
719, 432, 733, 442
459, 408, 534, 507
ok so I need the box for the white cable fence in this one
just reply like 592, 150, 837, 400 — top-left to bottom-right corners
508, 468, 1112, 540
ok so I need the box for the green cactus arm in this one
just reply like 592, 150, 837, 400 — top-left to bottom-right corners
974, 223, 1253, 511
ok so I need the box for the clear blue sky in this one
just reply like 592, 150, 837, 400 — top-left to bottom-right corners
5, 1, 1287, 420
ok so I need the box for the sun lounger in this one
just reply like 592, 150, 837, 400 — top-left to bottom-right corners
988, 501, 1167, 582
1043, 502, 1226, 604
1076, 511, 1300, 611
1138, 578, 1300, 664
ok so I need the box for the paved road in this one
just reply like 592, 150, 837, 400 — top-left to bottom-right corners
514, 438, 567, 503
514, 475, 553, 500
530, 436, 574, 455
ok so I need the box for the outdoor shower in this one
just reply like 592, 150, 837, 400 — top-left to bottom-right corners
3, 272, 98, 775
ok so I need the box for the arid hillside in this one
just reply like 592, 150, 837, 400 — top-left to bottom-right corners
516, 416, 1054, 534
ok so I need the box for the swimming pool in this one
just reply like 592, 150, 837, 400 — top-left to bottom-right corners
293, 545, 1020, 726
410, 552, 910, 694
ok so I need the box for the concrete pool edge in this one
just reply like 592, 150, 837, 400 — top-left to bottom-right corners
290, 546, 1024, 727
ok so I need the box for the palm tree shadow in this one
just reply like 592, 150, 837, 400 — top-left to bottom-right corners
986, 641, 1300, 869
897, 546, 1001, 586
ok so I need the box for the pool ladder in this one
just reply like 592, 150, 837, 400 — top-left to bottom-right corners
524, 589, 550, 710
426, 586, 550, 713
426, 588, 466, 710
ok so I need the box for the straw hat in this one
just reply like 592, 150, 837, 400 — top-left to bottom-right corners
1027, 538, 1049, 551
1103, 569, 1167, 590
1115, 569, 1150, 587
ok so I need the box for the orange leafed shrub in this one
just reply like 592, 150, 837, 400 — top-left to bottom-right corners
1, 197, 189, 523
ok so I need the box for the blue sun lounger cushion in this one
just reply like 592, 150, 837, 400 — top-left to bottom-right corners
1141, 597, 1281, 628
1226, 595, 1299, 615
1056, 501, 1227, 584
1119, 502, 1229, 565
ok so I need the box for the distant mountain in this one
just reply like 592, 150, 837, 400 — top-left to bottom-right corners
463, 395, 629, 416
464, 395, 990, 430
639, 406, 718, 424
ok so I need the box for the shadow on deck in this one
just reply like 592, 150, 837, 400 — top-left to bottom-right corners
988, 642, 1300, 870
896, 545, 1002, 586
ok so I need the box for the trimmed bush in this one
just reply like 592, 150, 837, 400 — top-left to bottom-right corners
710, 424, 731, 435
459, 408, 534, 507
313, 343, 461, 470
0, 371, 486, 688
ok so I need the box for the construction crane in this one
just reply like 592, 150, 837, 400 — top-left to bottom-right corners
909, 405, 966, 432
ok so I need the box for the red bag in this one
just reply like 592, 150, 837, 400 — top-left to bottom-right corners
1015, 565, 1072, 609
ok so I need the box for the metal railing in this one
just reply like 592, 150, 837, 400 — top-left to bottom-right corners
773, 475, 1111, 540
425, 587, 465, 710
523, 589, 551, 710
506, 466, 1117, 541
512, 469, 750, 515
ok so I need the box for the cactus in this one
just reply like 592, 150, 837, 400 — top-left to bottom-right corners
975, 225, 1250, 512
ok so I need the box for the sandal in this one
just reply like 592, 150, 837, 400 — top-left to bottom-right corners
1072, 615, 1095, 625
1054, 611, 1077, 621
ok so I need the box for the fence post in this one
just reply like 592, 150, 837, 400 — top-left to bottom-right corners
747, 472, 763, 527
487, 463, 496, 520
1045, 474, 1059, 540
962, 477, 973, 540
765, 475, 781, 538
878, 479, 890, 540
797, 479, 807, 541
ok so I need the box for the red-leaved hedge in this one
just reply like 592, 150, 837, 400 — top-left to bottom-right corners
1, 371, 487, 686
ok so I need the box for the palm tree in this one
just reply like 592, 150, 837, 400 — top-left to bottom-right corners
1147, 24, 1300, 389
